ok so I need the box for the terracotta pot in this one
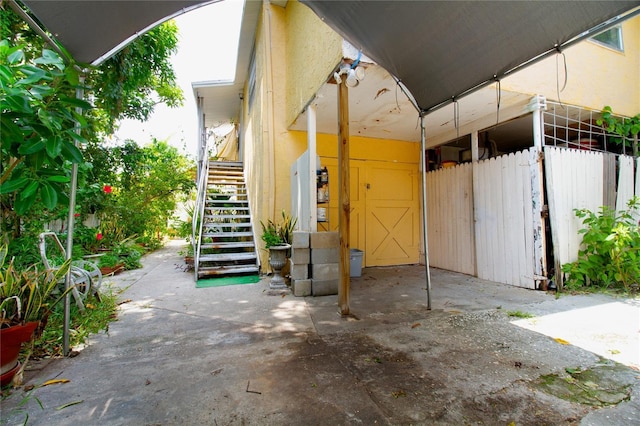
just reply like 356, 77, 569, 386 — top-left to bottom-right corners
1, 322, 38, 386
99, 264, 125, 275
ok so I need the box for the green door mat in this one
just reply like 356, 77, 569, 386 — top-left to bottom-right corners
196, 275, 261, 288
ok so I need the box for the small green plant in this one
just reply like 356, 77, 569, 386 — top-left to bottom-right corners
111, 238, 144, 270
506, 310, 534, 319
561, 197, 640, 292
260, 210, 297, 248
98, 254, 121, 269
32, 288, 120, 358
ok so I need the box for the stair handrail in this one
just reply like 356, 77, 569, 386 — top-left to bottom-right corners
192, 144, 211, 280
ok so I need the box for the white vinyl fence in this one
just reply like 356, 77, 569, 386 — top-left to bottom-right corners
473, 149, 540, 288
544, 148, 638, 279
426, 148, 543, 288
544, 147, 604, 273
426, 162, 475, 276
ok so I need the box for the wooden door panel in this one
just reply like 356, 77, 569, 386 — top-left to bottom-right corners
365, 162, 419, 266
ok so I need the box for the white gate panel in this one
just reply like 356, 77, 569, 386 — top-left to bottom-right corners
636, 157, 640, 198
474, 150, 537, 288
544, 147, 604, 269
616, 155, 635, 213
426, 163, 475, 275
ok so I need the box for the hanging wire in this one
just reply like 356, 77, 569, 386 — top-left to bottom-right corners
495, 78, 501, 127
453, 98, 460, 139
395, 79, 402, 113
555, 48, 568, 108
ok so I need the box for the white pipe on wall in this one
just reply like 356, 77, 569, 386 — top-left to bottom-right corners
308, 102, 318, 232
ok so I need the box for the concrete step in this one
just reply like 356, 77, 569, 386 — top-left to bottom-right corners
198, 265, 259, 278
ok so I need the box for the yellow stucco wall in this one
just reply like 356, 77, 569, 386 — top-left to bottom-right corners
244, 2, 334, 268
502, 17, 640, 116
285, 1, 344, 128
286, 131, 420, 164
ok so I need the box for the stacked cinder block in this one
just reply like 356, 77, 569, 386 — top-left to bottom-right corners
310, 231, 339, 296
290, 231, 311, 296
289, 231, 340, 297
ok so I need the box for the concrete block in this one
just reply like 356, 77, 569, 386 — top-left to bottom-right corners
292, 279, 312, 297
292, 231, 310, 249
311, 247, 339, 264
310, 231, 339, 249
290, 263, 309, 280
291, 248, 310, 265
311, 263, 339, 280
312, 279, 339, 296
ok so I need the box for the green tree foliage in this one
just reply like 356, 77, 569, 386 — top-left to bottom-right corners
1, 4, 186, 263
596, 106, 640, 148
1, 5, 183, 136
88, 21, 183, 134
98, 139, 195, 246
0, 5, 184, 214
0, 40, 89, 215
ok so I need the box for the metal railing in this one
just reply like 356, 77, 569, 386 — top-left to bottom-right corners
192, 139, 211, 280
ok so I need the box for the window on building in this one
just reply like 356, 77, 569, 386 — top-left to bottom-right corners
590, 26, 624, 52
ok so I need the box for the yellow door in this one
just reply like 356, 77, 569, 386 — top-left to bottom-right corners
319, 158, 419, 267
364, 161, 420, 266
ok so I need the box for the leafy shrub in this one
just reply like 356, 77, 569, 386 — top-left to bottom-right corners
98, 254, 121, 269
562, 197, 640, 292
596, 106, 640, 148
260, 210, 297, 248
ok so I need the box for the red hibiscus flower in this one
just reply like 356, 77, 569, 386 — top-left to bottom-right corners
103, 185, 113, 194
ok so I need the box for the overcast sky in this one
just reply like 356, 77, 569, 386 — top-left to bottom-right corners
112, 0, 244, 157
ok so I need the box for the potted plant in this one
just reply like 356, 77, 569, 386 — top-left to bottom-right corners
98, 253, 124, 275
0, 246, 71, 386
260, 210, 297, 290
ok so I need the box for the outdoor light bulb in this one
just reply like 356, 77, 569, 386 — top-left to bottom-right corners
345, 69, 359, 87
354, 66, 365, 81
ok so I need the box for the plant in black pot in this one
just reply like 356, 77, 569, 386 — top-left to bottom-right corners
261, 210, 297, 290
0, 246, 71, 387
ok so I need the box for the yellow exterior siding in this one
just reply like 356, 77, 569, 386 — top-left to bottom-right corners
244, 2, 340, 267
285, 1, 343, 127
502, 17, 640, 116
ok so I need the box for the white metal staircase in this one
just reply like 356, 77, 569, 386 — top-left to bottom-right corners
194, 161, 259, 279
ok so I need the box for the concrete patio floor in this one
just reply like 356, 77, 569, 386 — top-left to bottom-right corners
1, 240, 639, 425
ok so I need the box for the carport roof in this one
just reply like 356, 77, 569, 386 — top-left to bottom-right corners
19, 0, 217, 65
14, 1, 640, 128
301, 1, 640, 114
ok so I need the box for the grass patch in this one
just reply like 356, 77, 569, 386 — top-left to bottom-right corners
506, 310, 534, 319
31, 287, 120, 358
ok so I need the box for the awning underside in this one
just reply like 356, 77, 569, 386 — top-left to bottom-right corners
301, 1, 640, 113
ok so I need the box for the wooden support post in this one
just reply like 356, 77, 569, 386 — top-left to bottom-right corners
338, 75, 350, 315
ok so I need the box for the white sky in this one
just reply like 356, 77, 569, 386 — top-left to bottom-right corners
112, 0, 244, 157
